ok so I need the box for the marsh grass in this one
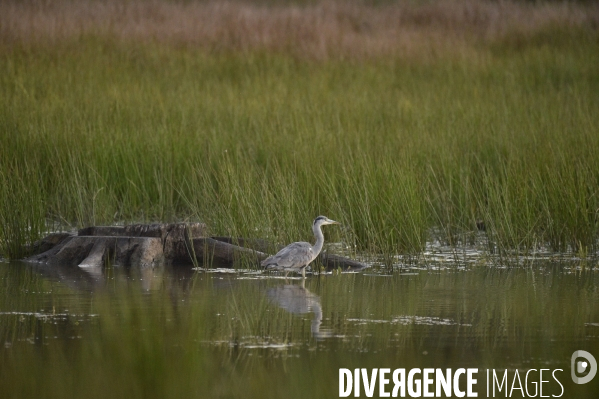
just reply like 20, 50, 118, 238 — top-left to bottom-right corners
0, 164, 45, 258
1, 1, 598, 259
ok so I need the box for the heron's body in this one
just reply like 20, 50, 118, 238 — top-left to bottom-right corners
261, 216, 339, 278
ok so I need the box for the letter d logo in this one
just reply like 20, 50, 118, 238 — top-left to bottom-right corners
571, 350, 597, 384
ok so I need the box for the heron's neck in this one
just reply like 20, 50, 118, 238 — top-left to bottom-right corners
312, 222, 325, 255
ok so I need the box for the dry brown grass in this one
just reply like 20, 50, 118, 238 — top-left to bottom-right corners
1, 0, 598, 59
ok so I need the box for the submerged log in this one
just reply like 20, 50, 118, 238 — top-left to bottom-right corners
210, 236, 271, 253
209, 237, 368, 271
192, 237, 268, 266
319, 253, 369, 271
25, 223, 368, 272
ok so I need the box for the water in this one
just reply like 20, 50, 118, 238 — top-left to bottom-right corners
1, 253, 598, 398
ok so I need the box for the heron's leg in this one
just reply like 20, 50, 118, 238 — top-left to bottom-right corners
302, 267, 306, 279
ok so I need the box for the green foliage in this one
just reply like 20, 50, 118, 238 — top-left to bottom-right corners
0, 163, 45, 258
1, 31, 598, 258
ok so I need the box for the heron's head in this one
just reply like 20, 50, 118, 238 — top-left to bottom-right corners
313, 215, 340, 226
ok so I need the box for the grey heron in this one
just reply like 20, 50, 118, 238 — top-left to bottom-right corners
261, 215, 340, 278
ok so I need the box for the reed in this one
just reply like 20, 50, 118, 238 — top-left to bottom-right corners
1, 1, 598, 259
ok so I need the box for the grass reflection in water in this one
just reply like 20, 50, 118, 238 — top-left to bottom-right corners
0, 260, 598, 398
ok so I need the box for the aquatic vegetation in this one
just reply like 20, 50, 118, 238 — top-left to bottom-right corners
0, 0, 598, 259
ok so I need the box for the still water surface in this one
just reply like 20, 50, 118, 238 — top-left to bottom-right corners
1, 252, 598, 398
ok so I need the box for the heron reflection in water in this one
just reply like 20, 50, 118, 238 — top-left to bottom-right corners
267, 280, 327, 337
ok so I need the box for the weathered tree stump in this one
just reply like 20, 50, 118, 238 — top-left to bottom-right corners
29, 235, 163, 269
25, 223, 369, 272
27, 223, 207, 270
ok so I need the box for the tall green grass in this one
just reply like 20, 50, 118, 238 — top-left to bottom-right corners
1, 28, 598, 258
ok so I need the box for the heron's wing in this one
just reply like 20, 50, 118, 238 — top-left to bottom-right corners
261, 242, 314, 268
